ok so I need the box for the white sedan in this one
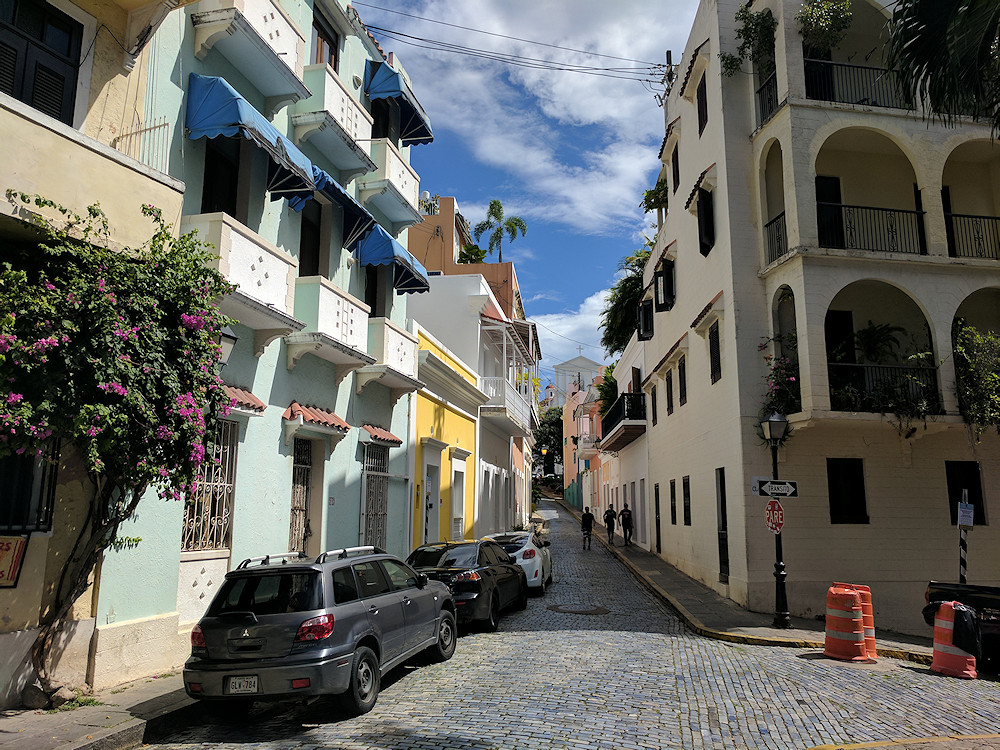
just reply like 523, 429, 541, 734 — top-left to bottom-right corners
486, 531, 553, 594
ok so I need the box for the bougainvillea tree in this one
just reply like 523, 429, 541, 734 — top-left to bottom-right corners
0, 192, 234, 690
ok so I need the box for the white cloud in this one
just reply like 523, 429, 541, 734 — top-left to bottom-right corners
530, 289, 612, 369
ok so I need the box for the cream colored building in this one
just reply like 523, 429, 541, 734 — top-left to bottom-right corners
641, 0, 1000, 635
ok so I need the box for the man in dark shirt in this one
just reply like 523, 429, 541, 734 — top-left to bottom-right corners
581, 507, 595, 549
603, 506, 617, 545
619, 503, 634, 546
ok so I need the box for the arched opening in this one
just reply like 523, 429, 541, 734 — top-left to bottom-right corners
942, 141, 1000, 259
952, 288, 1000, 429
765, 285, 801, 415
825, 280, 940, 415
815, 128, 925, 255
762, 140, 787, 263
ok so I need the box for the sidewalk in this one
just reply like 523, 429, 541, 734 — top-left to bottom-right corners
553, 496, 933, 662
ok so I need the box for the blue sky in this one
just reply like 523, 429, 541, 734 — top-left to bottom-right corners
355, 0, 698, 384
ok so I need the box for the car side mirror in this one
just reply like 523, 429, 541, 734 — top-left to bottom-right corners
416, 573, 428, 588
542, 540, 551, 547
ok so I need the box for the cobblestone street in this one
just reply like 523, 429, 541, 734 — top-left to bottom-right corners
148, 500, 1000, 750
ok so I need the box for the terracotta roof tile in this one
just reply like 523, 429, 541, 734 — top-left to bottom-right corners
678, 38, 710, 98
223, 385, 266, 413
283, 401, 350, 432
362, 424, 402, 446
690, 291, 724, 329
684, 162, 717, 210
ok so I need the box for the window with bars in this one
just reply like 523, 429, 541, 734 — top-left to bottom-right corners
665, 370, 674, 415
709, 320, 722, 384
682, 475, 692, 526
0, 0, 82, 126
678, 356, 687, 406
0, 440, 59, 533
182, 421, 238, 551
363, 443, 390, 549
289, 437, 313, 554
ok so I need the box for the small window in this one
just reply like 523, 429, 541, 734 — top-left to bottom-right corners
709, 320, 722, 384
665, 370, 674, 415
202, 136, 240, 219
697, 75, 708, 134
654, 260, 675, 312
678, 356, 687, 406
370, 96, 400, 146
669, 479, 677, 525
332, 566, 360, 604
0, 441, 59, 533
299, 199, 321, 277
311, 9, 340, 70
826, 458, 869, 524
353, 560, 392, 597
671, 145, 680, 194
682, 475, 692, 526
382, 559, 419, 590
698, 188, 715, 255
637, 299, 654, 341
945, 461, 986, 525
364, 264, 387, 317
650, 385, 658, 426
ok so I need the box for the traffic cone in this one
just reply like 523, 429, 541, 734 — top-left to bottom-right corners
835, 582, 876, 660
824, 585, 869, 662
930, 601, 976, 679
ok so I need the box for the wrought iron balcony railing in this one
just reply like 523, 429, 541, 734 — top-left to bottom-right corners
946, 213, 1000, 260
601, 392, 646, 436
804, 59, 911, 110
764, 211, 788, 264
817, 202, 927, 255
828, 362, 942, 414
755, 72, 779, 128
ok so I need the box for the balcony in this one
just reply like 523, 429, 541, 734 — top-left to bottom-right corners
356, 317, 421, 403
804, 60, 911, 111
828, 363, 943, 415
191, 0, 308, 116
357, 138, 421, 235
946, 213, 1000, 260
817, 203, 926, 255
577, 434, 600, 460
286, 277, 374, 376
1, 94, 184, 249
755, 72, 779, 129
291, 66, 377, 181
481, 377, 531, 437
600, 393, 646, 452
181, 213, 305, 352
764, 211, 788, 264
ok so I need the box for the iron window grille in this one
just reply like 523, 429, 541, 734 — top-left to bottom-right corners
182, 421, 238, 551
0, 440, 60, 533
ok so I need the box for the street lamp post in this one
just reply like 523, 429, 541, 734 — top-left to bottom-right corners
761, 411, 791, 629
541, 447, 548, 476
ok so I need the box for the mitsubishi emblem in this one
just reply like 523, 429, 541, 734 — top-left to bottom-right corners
242, 629, 250, 637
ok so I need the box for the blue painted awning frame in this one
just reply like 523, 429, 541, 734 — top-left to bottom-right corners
185, 73, 315, 193
363, 60, 433, 146
355, 224, 430, 294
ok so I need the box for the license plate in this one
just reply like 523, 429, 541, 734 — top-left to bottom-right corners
227, 675, 259, 694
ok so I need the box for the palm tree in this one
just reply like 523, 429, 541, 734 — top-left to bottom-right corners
599, 245, 651, 357
473, 199, 527, 263
886, 0, 1000, 132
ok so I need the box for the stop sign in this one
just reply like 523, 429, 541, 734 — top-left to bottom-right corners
765, 499, 784, 534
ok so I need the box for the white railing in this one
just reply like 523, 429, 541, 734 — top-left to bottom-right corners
303, 65, 372, 143
370, 138, 419, 209
294, 277, 368, 351
111, 116, 170, 175
481, 376, 531, 430
195, 0, 302, 75
369, 317, 418, 378
181, 213, 295, 317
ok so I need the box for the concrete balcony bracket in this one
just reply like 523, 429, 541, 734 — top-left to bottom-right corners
355, 366, 422, 405
254, 328, 293, 357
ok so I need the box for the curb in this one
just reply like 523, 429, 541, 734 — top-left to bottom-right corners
552, 497, 932, 665
806, 734, 1000, 749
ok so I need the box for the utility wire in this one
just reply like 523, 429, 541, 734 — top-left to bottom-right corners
353, 1, 663, 66
530, 317, 607, 354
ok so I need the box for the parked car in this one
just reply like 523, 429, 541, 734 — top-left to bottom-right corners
407, 540, 527, 631
183, 547, 456, 716
486, 531, 553, 595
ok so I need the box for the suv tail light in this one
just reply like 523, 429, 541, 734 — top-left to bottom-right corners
522, 549, 535, 560
453, 570, 481, 582
294, 614, 334, 642
191, 624, 207, 654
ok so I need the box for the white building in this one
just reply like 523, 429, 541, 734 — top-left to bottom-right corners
640, 0, 1000, 635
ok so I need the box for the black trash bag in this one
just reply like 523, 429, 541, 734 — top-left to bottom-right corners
923, 600, 981, 659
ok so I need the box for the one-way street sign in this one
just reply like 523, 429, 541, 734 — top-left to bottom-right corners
757, 480, 798, 498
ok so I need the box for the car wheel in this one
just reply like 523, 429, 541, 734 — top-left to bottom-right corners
341, 646, 380, 716
430, 610, 457, 662
536, 574, 546, 596
483, 594, 501, 632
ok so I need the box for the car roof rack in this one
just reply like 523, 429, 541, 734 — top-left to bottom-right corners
235, 552, 307, 569
316, 546, 386, 563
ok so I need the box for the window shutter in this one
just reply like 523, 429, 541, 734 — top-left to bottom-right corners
697, 76, 708, 134
698, 188, 715, 255
637, 299, 654, 341
709, 320, 722, 383
654, 260, 674, 312
671, 146, 680, 194
0, 31, 25, 97
29, 57, 69, 120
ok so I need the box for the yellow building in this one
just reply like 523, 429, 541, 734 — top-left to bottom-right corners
411, 325, 488, 547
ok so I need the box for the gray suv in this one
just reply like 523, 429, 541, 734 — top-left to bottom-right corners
183, 547, 456, 715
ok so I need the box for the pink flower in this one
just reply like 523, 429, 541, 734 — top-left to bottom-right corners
7, 393, 22, 404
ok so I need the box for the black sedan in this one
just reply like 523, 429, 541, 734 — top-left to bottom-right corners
407, 540, 527, 631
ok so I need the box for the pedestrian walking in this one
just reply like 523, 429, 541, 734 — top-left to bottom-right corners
619, 503, 633, 546
581, 506, 595, 549
603, 506, 617, 545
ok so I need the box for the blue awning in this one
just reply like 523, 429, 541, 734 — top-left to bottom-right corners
186, 73, 314, 193
363, 60, 433, 146
287, 166, 377, 248
355, 224, 430, 294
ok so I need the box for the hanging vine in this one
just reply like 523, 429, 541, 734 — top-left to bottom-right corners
720, 7, 778, 78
